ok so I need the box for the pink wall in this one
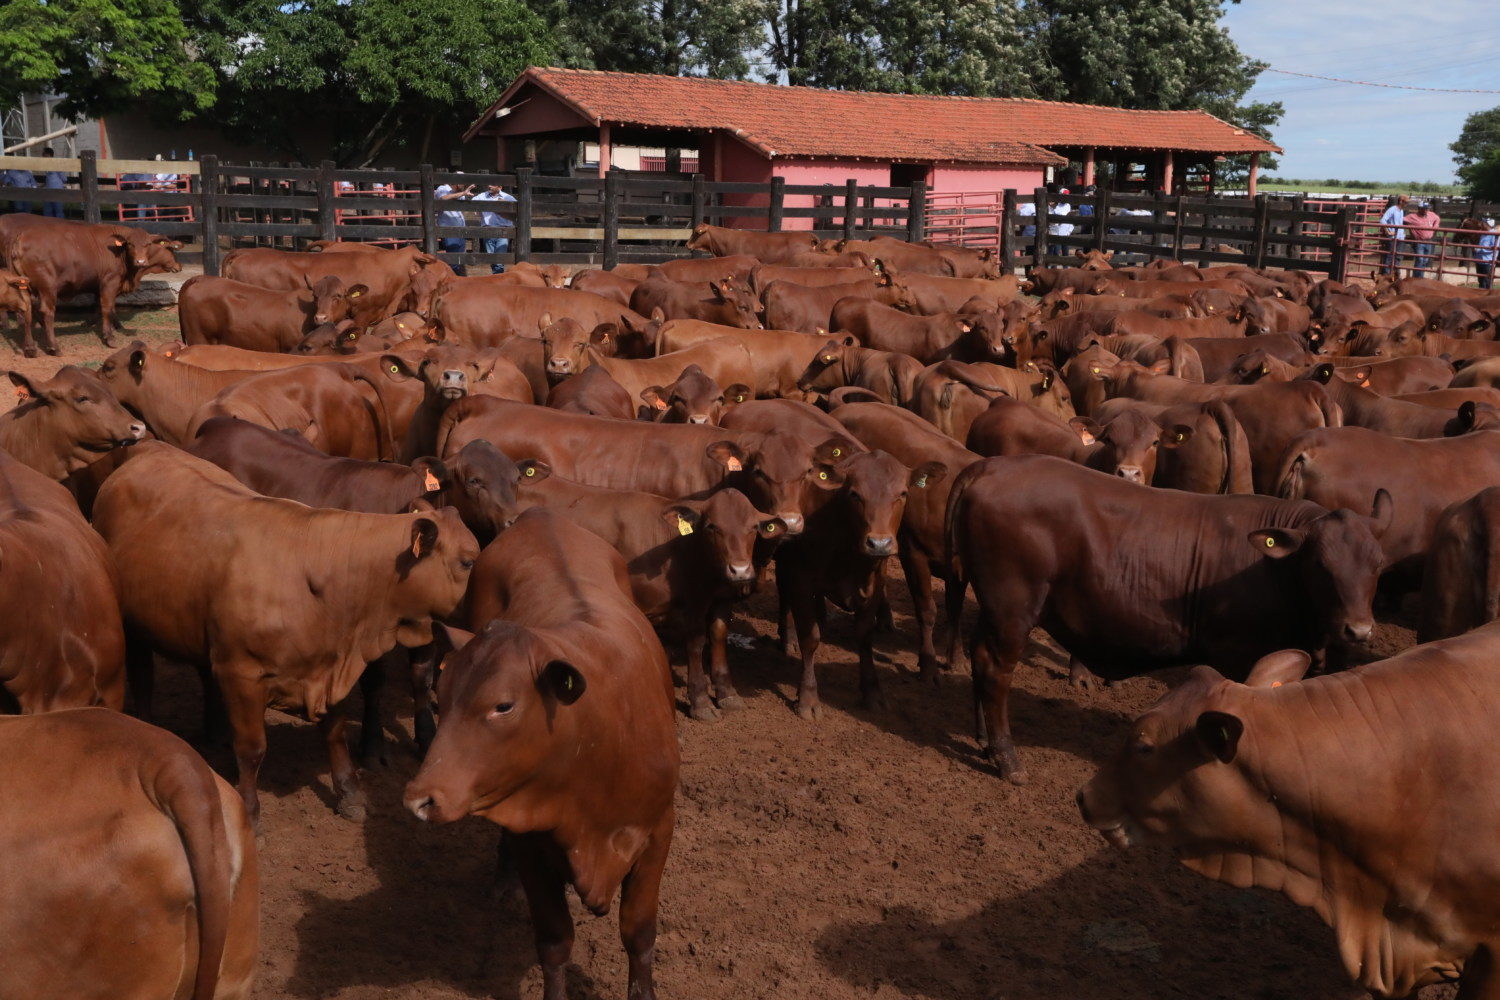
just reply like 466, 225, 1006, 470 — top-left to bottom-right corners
930, 164, 1046, 196
715, 134, 775, 228
775, 159, 902, 232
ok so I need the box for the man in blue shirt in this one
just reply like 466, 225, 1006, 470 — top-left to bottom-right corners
1477, 217, 1498, 291
471, 183, 517, 274
41, 148, 66, 218
2, 164, 37, 213
434, 178, 473, 275
1379, 194, 1408, 276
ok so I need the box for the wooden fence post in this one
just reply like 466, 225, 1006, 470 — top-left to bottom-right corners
1251, 193, 1270, 269
1331, 207, 1353, 281
79, 149, 101, 224
419, 163, 437, 255
316, 160, 337, 243
1288, 193, 1305, 262
1032, 187, 1046, 271
1153, 191, 1166, 258
603, 169, 621, 270
907, 181, 927, 242
768, 176, 785, 232
1094, 186, 1110, 252
1172, 194, 1185, 259
690, 173, 706, 230
1000, 189, 1018, 271
514, 166, 533, 262
843, 178, 858, 241
199, 155, 221, 276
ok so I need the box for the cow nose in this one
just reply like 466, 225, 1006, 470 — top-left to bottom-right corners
126, 422, 146, 440
688, 414, 709, 425
405, 793, 436, 822
441, 369, 466, 386
779, 513, 804, 535
548, 359, 572, 374
864, 534, 897, 556
314, 312, 327, 323
726, 562, 755, 582
1342, 620, 1374, 643
1117, 466, 1144, 483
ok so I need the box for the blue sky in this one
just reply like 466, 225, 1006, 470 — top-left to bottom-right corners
1221, 1, 1500, 182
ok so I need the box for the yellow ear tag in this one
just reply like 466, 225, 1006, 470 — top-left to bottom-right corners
823, 355, 836, 363
818, 470, 829, 480
725, 456, 742, 472
764, 522, 776, 534
524, 466, 536, 477
1176, 432, 1185, 442
349, 289, 362, 298
390, 364, 400, 373
676, 514, 694, 536
831, 447, 842, 457
1265, 537, 1275, 548
423, 471, 440, 491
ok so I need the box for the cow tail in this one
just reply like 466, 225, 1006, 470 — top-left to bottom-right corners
344, 366, 397, 462
154, 752, 235, 1000
943, 460, 986, 648
1275, 450, 1308, 501
930, 360, 1007, 395
1203, 399, 1245, 494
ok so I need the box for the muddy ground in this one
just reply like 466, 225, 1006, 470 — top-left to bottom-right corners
5, 307, 1454, 1000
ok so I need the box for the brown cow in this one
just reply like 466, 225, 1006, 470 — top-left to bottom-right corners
763, 274, 914, 333
630, 274, 762, 328
749, 262, 873, 297
433, 283, 649, 350
1330, 355, 1453, 395
1419, 487, 1500, 642
795, 339, 925, 406
1078, 624, 1500, 1000
1320, 375, 1487, 438
894, 271, 1023, 314
656, 254, 759, 285
0, 449, 125, 713
580, 338, 756, 409
835, 239, 954, 276
0, 709, 258, 999
568, 268, 640, 306
1169, 334, 1313, 382
221, 244, 437, 328
544, 363, 635, 419
910, 361, 1075, 442
685, 222, 817, 263
639, 363, 750, 425
654, 320, 848, 400
965, 395, 1165, 483
1, 367, 145, 479
948, 455, 1389, 781
94, 341, 263, 446
0, 267, 31, 344
405, 509, 677, 1000
178, 274, 366, 352
94, 442, 477, 825
378, 344, 531, 461
830, 297, 986, 363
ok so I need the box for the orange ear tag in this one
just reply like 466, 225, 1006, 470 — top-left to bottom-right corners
1271, 681, 1283, 688
676, 515, 694, 536
1360, 379, 1371, 388
1079, 431, 1096, 445
423, 471, 440, 492
653, 398, 668, 410
725, 456, 742, 471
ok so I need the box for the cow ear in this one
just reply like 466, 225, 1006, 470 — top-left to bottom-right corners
590, 323, 616, 348
706, 441, 747, 472
7, 371, 44, 402
1147, 358, 1172, 376
1194, 711, 1244, 764
537, 312, 554, 333
640, 385, 669, 412
1369, 488, 1393, 537
723, 383, 751, 407
910, 461, 946, 490
1248, 527, 1304, 558
411, 457, 449, 495
839, 333, 859, 348
1068, 416, 1102, 445
650, 307, 666, 322
1460, 400, 1480, 430
539, 659, 586, 705
128, 347, 148, 378
409, 517, 439, 560
814, 436, 854, 465
517, 459, 552, 484
347, 283, 369, 299
1309, 362, 1334, 385
662, 504, 700, 535
1160, 424, 1194, 449
1244, 649, 1311, 689
381, 354, 418, 381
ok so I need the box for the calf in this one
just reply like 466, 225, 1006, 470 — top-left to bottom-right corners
178, 274, 364, 352
94, 442, 477, 825
221, 244, 436, 328
1, 368, 144, 479
0, 709, 258, 999
948, 455, 1388, 781
965, 396, 1164, 483
94, 341, 261, 445
405, 509, 678, 1000
568, 268, 640, 306
655, 320, 849, 400
545, 363, 635, 419
910, 361, 1075, 442
1078, 624, 1500, 1000
378, 344, 532, 461
433, 284, 648, 350
630, 274, 763, 328
580, 338, 756, 409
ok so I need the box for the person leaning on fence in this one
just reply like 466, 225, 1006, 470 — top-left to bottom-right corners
434, 178, 473, 276
3, 162, 37, 213
1380, 194, 1409, 276
40, 148, 66, 218
1478, 217, 1499, 291
1047, 188, 1074, 258
1404, 200, 1441, 279
1074, 184, 1097, 237
471, 183, 517, 274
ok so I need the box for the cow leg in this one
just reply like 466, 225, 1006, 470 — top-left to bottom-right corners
198, 663, 230, 746
683, 624, 717, 722
320, 701, 365, 822
942, 574, 969, 677
855, 591, 887, 711
124, 628, 155, 723
512, 835, 574, 1000
408, 641, 440, 757
970, 608, 1030, 784
790, 590, 824, 720
97, 283, 119, 347
357, 652, 393, 768
618, 818, 674, 1000
707, 604, 745, 712
899, 546, 940, 681
37, 290, 59, 356
219, 670, 270, 831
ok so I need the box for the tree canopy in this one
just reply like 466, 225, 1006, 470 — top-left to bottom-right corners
1462, 150, 1500, 202
1453, 106, 1500, 198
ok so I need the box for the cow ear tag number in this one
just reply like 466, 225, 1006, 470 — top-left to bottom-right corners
676, 515, 694, 536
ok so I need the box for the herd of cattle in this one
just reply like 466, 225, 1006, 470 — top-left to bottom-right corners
5, 211, 1500, 998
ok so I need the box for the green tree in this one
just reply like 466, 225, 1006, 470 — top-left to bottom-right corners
182, 0, 553, 165
0, 0, 215, 121
525, 0, 763, 78
1451, 106, 1500, 172
1461, 149, 1500, 202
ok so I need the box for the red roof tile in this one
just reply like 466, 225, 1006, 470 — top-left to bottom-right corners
470, 67, 1280, 163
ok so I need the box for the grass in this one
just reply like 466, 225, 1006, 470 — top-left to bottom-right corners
1258, 180, 1466, 197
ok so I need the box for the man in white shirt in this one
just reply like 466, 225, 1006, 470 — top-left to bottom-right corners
434, 178, 472, 274
1380, 194, 1409, 276
471, 184, 517, 274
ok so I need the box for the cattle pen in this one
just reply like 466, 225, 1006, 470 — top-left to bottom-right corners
3, 151, 1496, 282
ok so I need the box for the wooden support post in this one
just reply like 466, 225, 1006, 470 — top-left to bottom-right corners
907, 181, 927, 242
768, 175, 785, 232
199, 155, 221, 276
1252, 193, 1270, 269
1082, 148, 1096, 188
1172, 194, 1185, 260
419, 163, 437, 255
79, 149, 100, 224
603, 169, 621, 270
597, 124, 611, 180
1032, 186, 1047, 271
1248, 152, 1260, 197
665, 148, 682, 174
316, 160, 337, 243
1000, 189, 1018, 271
1161, 150, 1175, 194
514, 166, 533, 262
842, 178, 858, 241
1289, 193, 1305, 262
1094, 186, 1111, 251
690, 173, 706, 231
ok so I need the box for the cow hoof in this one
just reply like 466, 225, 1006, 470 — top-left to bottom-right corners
716, 694, 747, 713
22, 346, 38, 359
689, 702, 719, 723
1069, 660, 1102, 691
100, 335, 118, 348
335, 790, 368, 822
795, 701, 822, 721
43, 345, 60, 357
988, 746, 1029, 785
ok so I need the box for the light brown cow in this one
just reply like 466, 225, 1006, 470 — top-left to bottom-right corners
178, 274, 365, 352
221, 244, 438, 328
685, 223, 817, 262
1, 367, 145, 479
0, 709, 258, 1000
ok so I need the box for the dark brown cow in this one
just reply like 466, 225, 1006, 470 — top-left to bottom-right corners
1078, 624, 1500, 1000
0, 709, 258, 1000
640, 363, 750, 425
1277, 426, 1500, 579
794, 340, 926, 406
685, 222, 817, 263
965, 395, 1165, 483
95, 442, 477, 826
404, 509, 677, 1000
220, 244, 437, 328
630, 275, 763, 329
437, 395, 845, 535
1330, 355, 1453, 395
763, 275, 915, 334
1, 367, 145, 479
0, 449, 125, 713
568, 268, 640, 306
748, 263, 873, 297
433, 284, 649, 350
6, 218, 181, 355
544, 363, 635, 419
1419, 487, 1500, 642
948, 455, 1389, 781
178, 274, 364, 352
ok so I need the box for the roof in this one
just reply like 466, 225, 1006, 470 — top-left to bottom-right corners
467, 67, 1281, 163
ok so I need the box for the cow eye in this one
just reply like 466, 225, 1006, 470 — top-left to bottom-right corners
466, 477, 482, 488
75, 395, 91, 405
1134, 740, 1155, 757
489, 702, 514, 717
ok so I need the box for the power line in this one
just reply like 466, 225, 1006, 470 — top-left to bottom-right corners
1264, 68, 1500, 94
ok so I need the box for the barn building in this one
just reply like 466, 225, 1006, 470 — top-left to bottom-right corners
464, 67, 1282, 213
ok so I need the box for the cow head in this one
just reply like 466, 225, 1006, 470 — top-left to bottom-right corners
1224, 350, 1280, 385
1249, 492, 1391, 648
107, 230, 179, 271
874, 271, 917, 313
1091, 410, 1161, 484
293, 319, 359, 355
640, 363, 747, 425
7, 366, 146, 475
834, 450, 945, 558
685, 223, 713, 253
794, 337, 861, 394
664, 488, 785, 591
1238, 297, 1280, 338
1074, 248, 1115, 270
444, 440, 531, 544
305, 274, 367, 326
383, 346, 482, 404
402, 259, 456, 315
392, 506, 479, 647
710, 278, 764, 330
537, 316, 614, 379
706, 430, 851, 535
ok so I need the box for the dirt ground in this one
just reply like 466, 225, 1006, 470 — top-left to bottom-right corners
6, 305, 1456, 1000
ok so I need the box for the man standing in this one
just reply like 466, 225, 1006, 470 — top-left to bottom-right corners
41, 148, 66, 218
471, 183, 517, 274
1404, 200, 1441, 279
1477, 217, 1498, 291
1380, 194, 1408, 276
2, 161, 37, 213
434, 177, 472, 276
